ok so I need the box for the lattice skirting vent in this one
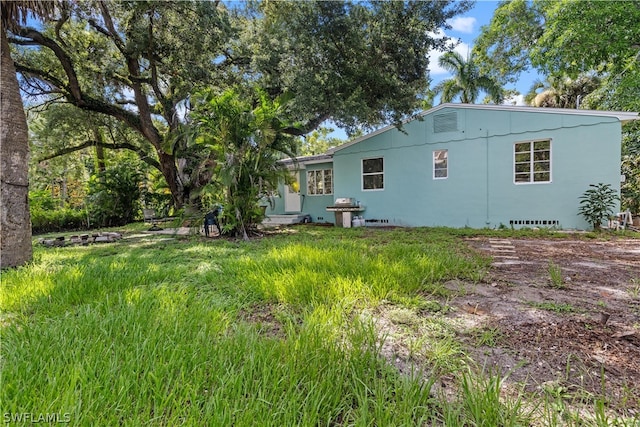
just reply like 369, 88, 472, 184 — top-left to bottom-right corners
510, 219, 559, 226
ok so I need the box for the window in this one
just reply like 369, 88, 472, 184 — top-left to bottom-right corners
514, 140, 551, 183
362, 157, 384, 190
433, 150, 448, 179
307, 169, 333, 195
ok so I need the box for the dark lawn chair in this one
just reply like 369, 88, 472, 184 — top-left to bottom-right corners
143, 208, 163, 231
204, 207, 222, 237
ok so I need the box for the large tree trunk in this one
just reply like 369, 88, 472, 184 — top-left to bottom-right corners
1, 25, 32, 268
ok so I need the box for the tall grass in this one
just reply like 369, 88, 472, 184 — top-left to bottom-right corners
1, 226, 535, 425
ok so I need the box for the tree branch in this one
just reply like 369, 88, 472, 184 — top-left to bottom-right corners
16, 26, 83, 101
53, 9, 69, 46
25, 96, 66, 114
37, 140, 161, 171
95, 1, 126, 53
282, 113, 330, 136
15, 63, 145, 132
16, 63, 70, 92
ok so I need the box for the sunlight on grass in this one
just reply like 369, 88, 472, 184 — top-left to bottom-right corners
0, 261, 57, 312
2, 226, 555, 425
235, 235, 486, 311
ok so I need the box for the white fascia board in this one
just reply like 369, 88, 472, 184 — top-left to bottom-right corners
433, 103, 640, 123
302, 158, 334, 165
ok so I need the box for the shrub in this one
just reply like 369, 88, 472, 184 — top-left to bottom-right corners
31, 207, 88, 234
86, 162, 142, 227
578, 183, 619, 230
29, 189, 57, 211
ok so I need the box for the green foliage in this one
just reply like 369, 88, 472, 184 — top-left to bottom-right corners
243, 0, 473, 133
190, 88, 298, 238
434, 51, 504, 104
473, 327, 503, 348
28, 189, 56, 211
86, 162, 143, 227
620, 122, 640, 214
529, 1, 640, 78
13, 1, 233, 209
29, 190, 88, 234
473, 0, 544, 84
578, 183, 620, 230
298, 127, 346, 156
30, 207, 88, 235
582, 61, 640, 113
3, 226, 636, 423
28, 105, 153, 204
474, 0, 640, 84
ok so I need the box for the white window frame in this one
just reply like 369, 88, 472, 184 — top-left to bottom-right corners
433, 149, 448, 180
362, 157, 384, 191
307, 169, 333, 195
514, 139, 552, 184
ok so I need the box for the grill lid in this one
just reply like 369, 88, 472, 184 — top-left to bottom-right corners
334, 197, 355, 206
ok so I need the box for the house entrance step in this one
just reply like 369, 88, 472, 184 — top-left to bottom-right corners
262, 214, 309, 225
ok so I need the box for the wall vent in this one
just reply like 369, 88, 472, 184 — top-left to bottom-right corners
509, 219, 559, 226
433, 112, 457, 133
365, 219, 390, 224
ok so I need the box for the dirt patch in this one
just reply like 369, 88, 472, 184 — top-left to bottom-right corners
372, 236, 640, 417
237, 303, 288, 338
457, 237, 640, 412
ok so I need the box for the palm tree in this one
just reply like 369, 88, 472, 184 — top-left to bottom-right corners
525, 74, 601, 109
190, 88, 298, 240
1, 1, 56, 268
434, 51, 504, 104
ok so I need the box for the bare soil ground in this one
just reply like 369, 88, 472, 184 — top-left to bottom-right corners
447, 237, 639, 414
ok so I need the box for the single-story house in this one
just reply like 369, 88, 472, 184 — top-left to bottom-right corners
264, 103, 638, 230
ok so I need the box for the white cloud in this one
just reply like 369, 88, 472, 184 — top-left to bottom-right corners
503, 94, 526, 106
448, 17, 476, 34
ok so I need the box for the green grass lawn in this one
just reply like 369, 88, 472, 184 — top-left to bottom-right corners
0, 226, 632, 425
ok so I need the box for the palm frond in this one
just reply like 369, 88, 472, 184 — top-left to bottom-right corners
1, 0, 57, 28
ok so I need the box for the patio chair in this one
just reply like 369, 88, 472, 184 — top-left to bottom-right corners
143, 208, 163, 231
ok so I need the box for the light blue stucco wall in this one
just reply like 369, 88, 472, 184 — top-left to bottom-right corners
265, 161, 336, 224
301, 162, 335, 223
332, 107, 622, 230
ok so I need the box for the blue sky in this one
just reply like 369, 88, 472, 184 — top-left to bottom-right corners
431, 0, 541, 105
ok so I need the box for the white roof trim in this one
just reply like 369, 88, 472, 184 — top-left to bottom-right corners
302, 159, 334, 165
279, 153, 333, 165
329, 103, 639, 154
431, 103, 639, 122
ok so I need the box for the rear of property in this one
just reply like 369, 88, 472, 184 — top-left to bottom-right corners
264, 104, 638, 230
